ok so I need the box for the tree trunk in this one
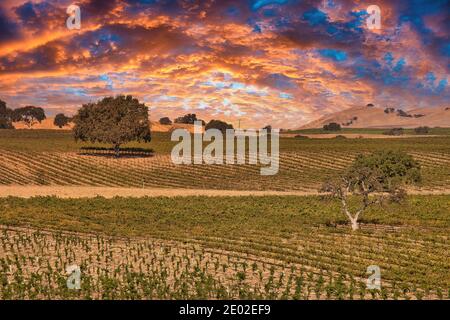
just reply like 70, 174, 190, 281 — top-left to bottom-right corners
114, 144, 120, 158
341, 198, 360, 231
350, 218, 359, 231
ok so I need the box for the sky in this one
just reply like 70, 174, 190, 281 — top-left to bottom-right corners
0, 0, 449, 129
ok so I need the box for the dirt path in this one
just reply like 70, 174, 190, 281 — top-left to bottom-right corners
0, 185, 448, 198
0, 186, 319, 198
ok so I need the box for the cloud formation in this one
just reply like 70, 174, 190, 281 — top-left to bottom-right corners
0, 0, 448, 128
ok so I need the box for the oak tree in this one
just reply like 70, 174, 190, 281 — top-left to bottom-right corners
73, 95, 151, 157
54, 113, 71, 128
12, 106, 46, 128
321, 150, 421, 231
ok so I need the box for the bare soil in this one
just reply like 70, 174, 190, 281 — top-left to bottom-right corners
0, 185, 448, 198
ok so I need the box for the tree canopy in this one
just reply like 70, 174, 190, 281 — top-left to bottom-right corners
12, 106, 46, 128
159, 117, 172, 125
0, 99, 13, 129
323, 122, 341, 131
205, 119, 233, 133
54, 113, 71, 128
174, 113, 205, 125
73, 95, 151, 157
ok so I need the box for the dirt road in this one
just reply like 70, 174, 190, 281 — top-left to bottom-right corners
0, 186, 319, 198
0, 186, 448, 198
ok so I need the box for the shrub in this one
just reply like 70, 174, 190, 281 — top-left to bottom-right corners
159, 117, 172, 125
174, 114, 204, 125
323, 122, 341, 131
396, 109, 412, 118
383, 128, 404, 136
414, 126, 430, 134
54, 113, 70, 128
205, 119, 233, 133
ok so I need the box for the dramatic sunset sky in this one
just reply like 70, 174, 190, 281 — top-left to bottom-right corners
0, 0, 448, 128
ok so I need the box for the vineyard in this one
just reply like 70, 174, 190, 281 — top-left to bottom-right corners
0, 130, 449, 300
0, 130, 449, 191
0, 195, 448, 299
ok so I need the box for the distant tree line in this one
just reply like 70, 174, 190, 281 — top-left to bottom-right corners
0, 99, 73, 129
0, 100, 47, 129
384, 108, 425, 119
160, 114, 236, 133
383, 127, 432, 136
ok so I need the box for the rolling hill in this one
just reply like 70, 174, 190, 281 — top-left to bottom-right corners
299, 106, 450, 129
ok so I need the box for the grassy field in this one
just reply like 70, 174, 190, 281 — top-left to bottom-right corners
0, 195, 448, 299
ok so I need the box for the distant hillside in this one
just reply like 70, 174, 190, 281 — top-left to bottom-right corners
299, 106, 450, 129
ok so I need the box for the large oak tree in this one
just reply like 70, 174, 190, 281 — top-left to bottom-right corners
73, 95, 151, 157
